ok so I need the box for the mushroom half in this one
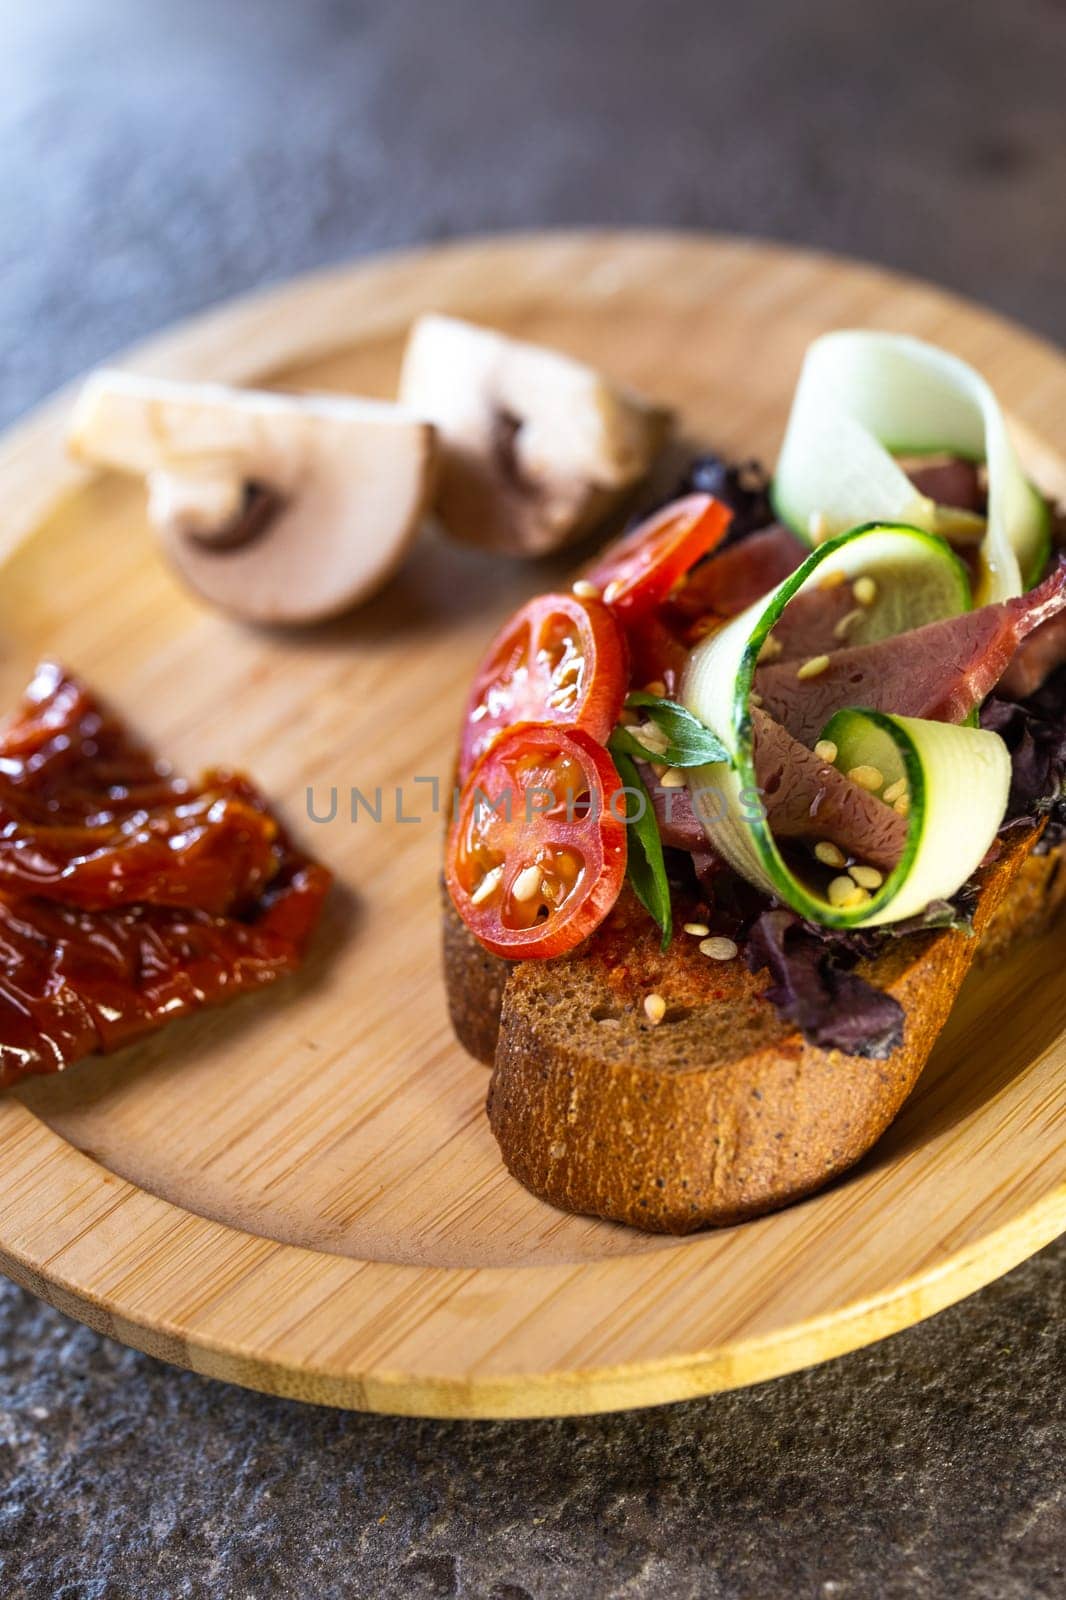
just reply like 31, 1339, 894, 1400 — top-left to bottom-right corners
399, 315, 671, 556
69, 371, 437, 624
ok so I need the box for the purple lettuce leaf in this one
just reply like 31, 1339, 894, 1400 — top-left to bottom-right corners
981, 662, 1066, 849
745, 909, 905, 1060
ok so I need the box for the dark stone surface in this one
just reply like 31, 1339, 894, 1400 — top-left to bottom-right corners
0, 1, 1064, 1594
1, 1241, 1063, 1598
3, 0, 1065, 433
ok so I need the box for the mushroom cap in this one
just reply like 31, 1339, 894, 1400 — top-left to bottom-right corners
69, 371, 437, 624
398, 315, 671, 555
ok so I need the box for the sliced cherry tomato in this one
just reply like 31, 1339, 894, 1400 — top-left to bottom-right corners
447, 723, 627, 959
583, 493, 733, 619
458, 592, 627, 783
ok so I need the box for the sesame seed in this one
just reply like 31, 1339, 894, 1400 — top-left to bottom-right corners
643, 679, 667, 697
692, 617, 722, 640
847, 764, 884, 792
850, 864, 884, 889
797, 654, 831, 680
833, 608, 864, 640
749, 690, 764, 707
572, 579, 600, 599
512, 864, 542, 902
556, 851, 580, 882
699, 936, 738, 961
597, 1017, 621, 1028
683, 922, 710, 937
814, 840, 847, 868
828, 875, 866, 908
759, 634, 783, 662
603, 580, 624, 605
469, 865, 502, 906
893, 793, 911, 817
819, 569, 847, 590
814, 739, 838, 764
882, 777, 908, 804
854, 575, 877, 607
549, 1141, 567, 1159
660, 767, 686, 788
643, 993, 666, 1025
638, 720, 669, 755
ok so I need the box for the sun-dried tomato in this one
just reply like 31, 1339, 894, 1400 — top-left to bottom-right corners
0, 663, 329, 1087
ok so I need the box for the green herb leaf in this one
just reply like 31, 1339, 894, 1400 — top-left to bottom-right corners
609, 742, 673, 950
621, 691, 731, 768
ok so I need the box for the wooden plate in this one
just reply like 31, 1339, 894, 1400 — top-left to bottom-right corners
0, 232, 1063, 1419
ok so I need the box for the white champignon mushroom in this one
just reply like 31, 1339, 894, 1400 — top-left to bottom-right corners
68, 371, 437, 625
398, 314, 671, 557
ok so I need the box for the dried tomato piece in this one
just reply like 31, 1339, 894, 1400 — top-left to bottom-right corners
0, 857, 330, 1087
0, 662, 282, 912
0, 662, 330, 1088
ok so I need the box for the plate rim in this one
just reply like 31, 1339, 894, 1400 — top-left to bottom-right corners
0, 227, 1064, 1419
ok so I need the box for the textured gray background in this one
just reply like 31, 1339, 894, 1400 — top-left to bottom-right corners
1, 1, 1064, 1596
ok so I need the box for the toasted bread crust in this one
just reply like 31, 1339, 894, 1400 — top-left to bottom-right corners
441, 878, 512, 1065
443, 832, 1065, 1232
974, 835, 1066, 963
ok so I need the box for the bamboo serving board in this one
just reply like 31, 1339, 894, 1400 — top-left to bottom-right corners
0, 232, 1063, 1419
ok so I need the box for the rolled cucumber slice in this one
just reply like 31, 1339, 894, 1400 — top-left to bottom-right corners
816, 709, 1010, 926
680, 522, 1010, 929
772, 331, 1050, 603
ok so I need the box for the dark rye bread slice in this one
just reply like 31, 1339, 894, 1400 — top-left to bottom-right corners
441, 876, 513, 1066
443, 833, 1066, 1066
442, 829, 1066, 1232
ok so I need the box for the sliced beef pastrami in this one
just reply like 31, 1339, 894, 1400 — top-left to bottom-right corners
641, 765, 706, 852
997, 609, 1066, 699
763, 580, 863, 662
627, 610, 691, 695
639, 761, 725, 898
673, 525, 806, 620
905, 458, 984, 513
756, 559, 1066, 748
752, 708, 907, 869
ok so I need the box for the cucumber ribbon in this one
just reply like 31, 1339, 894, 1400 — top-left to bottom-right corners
772, 331, 1050, 604
681, 525, 1012, 929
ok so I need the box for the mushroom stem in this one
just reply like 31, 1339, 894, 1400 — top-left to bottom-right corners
179, 481, 286, 553
67, 370, 437, 624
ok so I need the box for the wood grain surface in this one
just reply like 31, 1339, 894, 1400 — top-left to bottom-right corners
0, 232, 1062, 1417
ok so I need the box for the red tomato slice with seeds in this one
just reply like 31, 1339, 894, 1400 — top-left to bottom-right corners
583, 493, 733, 619
458, 592, 627, 783
446, 723, 627, 959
